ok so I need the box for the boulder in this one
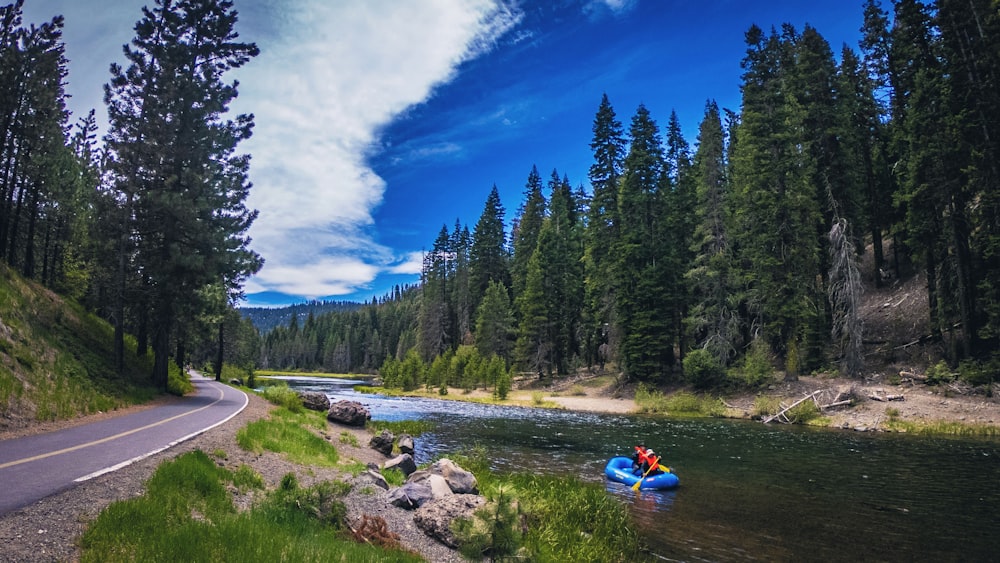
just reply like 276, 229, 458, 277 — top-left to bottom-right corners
326, 400, 370, 426
413, 494, 487, 548
298, 391, 331, 412
397, 433, 415, 455
428, 458, 478, 494
383, 453, 417, 476
369, 429, 394, 456
387, 481, 434, 509
406, 471, 453, 500
353, 469, 389, 491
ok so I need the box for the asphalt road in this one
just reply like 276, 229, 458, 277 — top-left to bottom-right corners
0, 375, 247, 516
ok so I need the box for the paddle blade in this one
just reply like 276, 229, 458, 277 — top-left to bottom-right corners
631, 478, 642, 491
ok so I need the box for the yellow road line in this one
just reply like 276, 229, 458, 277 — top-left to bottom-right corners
0, 383, 224, 470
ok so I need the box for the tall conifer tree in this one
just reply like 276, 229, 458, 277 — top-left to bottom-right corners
584, 94, 626, 368
104, 0, 261, 388
615, 105, 674, 381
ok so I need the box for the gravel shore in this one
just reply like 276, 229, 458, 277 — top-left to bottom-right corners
0, 391, 465, 563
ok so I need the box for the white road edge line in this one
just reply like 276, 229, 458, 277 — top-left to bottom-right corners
74, 382, 248, 483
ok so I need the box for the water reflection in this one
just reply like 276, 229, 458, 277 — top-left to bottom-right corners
272, 376, 1000, 561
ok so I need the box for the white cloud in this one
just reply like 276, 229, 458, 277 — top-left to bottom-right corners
389, 252, 426, 275
235, 0, 520, 299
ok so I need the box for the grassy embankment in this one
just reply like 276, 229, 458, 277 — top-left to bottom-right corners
0, 263, 190, 429
80, 384, 643, 562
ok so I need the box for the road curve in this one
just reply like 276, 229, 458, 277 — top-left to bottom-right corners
0, 374, 247, 516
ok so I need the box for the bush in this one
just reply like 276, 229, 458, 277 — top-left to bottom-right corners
785, 400, 820, 424
958, 359, 996, 387
455, 485, 522, 560
751, 395, 782, 418
167, 360, 194, 396
683, 348, 725, 389
925, 361, 955, 385
737, 339, 774, 388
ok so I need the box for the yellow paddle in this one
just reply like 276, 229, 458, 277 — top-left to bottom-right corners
631, 456, 661, 491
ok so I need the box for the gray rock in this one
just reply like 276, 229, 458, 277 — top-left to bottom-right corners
413, 494, 487, 548
387, 481, 433, 509
397, 433, 415, 455
298, 391, 331, 412
406, 471, 453, 500
383, 453, 417, 476
428, 458, 478, 494
326, 400, 370, 426
353, 469, 389, 490
369, 429, 394, 455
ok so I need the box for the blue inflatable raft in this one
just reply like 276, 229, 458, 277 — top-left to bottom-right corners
604, 456, 679, 490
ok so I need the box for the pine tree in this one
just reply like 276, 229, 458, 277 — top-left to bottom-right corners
614, 105, 674, 381
475, 279, 514, 361
419, 225, 453, 360
937, 0, 1000, 355
685, 100, 740, 365
730, 25, 824, 377
103, 0, 261, 388
584, 94, 626, 368
469, 185, 509, 319
510, 166, 545, 299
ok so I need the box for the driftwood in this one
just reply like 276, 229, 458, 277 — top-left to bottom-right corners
868, 392, 905, 402
899, 370, 927, 381
762, 391, 822, 424
821, 399, 853, 409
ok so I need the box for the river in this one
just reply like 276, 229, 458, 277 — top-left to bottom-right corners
275, 376, 1000, 562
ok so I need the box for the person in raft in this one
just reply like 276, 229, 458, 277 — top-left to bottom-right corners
632, 445, 661, 475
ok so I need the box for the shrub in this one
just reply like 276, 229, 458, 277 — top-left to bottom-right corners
683, 348, 725, 389
751, 395, 782, 418
167, 360, 194, 396
738, 339, 774, 388
925, 361, 955, 385
958, 359, 996, 387
785, 400, 820, 424
456, 485, 522, 560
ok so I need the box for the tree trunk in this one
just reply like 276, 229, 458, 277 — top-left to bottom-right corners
215, 321, 224, 381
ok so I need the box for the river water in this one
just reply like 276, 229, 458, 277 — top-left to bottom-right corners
275, 376, 1000, 562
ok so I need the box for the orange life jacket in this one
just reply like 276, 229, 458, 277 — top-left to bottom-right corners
634, 446, 659, 471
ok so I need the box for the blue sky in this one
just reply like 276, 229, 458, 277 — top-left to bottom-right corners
23, 0, 867, 307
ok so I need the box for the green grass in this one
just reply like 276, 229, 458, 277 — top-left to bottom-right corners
257, 383, 304, 412
450, 449, 643, 561
0, 262, 161, 424
79, 451, 422, 563
885, 419, 1000, 437
635, 385, 724, 417
236, 407, 339, 467
368, 419, 433, 437
257, 370, 371, 381
339, 431, 360, 446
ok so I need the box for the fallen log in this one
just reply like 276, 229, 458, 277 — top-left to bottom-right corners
821, 399, 853, 409
868, 393, 905, 402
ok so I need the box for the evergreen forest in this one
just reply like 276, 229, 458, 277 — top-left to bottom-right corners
259, 0, 1000, 390
2, 0, 999, 393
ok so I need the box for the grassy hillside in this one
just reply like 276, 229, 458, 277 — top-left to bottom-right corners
0, 263, 157, 432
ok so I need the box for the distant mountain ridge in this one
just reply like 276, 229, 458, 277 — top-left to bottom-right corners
239, 300, 362, 333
